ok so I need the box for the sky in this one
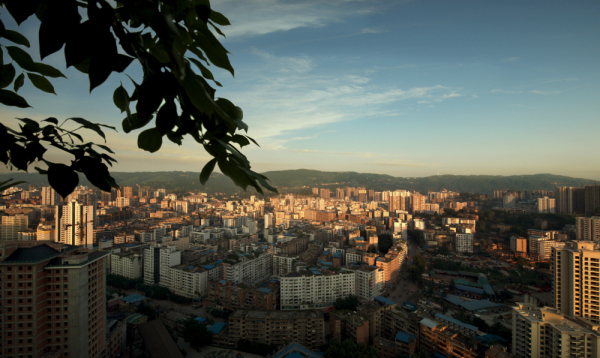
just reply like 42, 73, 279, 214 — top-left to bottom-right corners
1, 0, 600, 179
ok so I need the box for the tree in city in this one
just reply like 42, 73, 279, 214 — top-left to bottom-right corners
377, 233, 393, 254
367, 244, 378, 253
334, 295, 359, 311
324, 338, 379, 358
410, 347, 429, 358
182, 318, 212, 349
0, 0, 276, 197
135, 301, 157, 320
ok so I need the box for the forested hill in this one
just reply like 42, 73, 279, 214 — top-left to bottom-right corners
0, 169, 594, 196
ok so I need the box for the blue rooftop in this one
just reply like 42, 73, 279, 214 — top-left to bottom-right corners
435, 313, 478, 332
375, 296, 396, 306
473, 334, 508, 344
395, 331, 416, 343
456, 284, 484, 295
218, 280, 227, 284
215, 260, 223, 264
203, 264, 215, 270
376, 257, 384, 262
257, 288, 272, 294
121, 294, 146, 303
186, 266, 195, 269
208, 322, 228, 334
271, 343, 323, 358
125, 244, 135, 247
420, 318, 438, 329
312, 271, 322, 275
194, 317, 207, 323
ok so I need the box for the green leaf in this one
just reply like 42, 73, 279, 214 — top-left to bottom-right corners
122, 113, 154, 133
209, 22, 226, 38
0, 64, 16, 88
137, 128, 163, 153
5, 46, 35, 70
246, 136, 260, 148
189, 58, 221, 86
0, 89, 31, 108
3, 29, 31, 47
0, 47, 3, 67
75, 156, 116, 192
194, 24, 234, 76
113, 85, 129, 113
209, 11, 231, 26
199, 158, 217, 186
27, 73, 56, 94
47, 163, 79, 198
13, 73, 25, 92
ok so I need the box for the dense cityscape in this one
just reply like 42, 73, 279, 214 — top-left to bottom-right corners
1, 182, 599, 358
1, 0, 599, 357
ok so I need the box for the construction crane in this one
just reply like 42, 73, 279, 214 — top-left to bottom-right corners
551, 182, 568, 190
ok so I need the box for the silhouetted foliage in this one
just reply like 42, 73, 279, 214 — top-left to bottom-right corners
136, 301, 157, 320
0, 1, 276, 196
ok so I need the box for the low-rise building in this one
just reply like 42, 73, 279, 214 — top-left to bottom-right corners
111, 251, 143, 279
280, 268, 355, 310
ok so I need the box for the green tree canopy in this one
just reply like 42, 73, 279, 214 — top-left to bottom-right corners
182, 318, 212, 349
334, 295, 359, 311
325, 338, 379, 358
0, 0, 276, 197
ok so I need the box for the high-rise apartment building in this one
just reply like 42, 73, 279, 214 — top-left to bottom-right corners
110, 252, 143, 279
556, 186, 585, 214
552, 241, 600, 324
319, 188, 330, 199
537, 196, 556, 214
576, 216, 600, 241
122, 186, 134, 198
358, 189, 367, 202
336, 188, 345, 199
143, 244, 181, 286
510, 236, 528, 254
41, 186, 60, 206
55, 200, 95, 248
512, 299, 600, 358
585, 184, 600, 214
0, 242, 109, 358
389, 190, 410, 213
1, 215, 28, 241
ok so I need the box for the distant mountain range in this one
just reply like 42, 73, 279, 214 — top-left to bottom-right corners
0, 169, 595, 196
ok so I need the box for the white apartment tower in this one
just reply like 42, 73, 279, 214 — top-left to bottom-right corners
552, 241, 600, 324
537, 196, 556, 214
55, 200, 95, 248
111, 252, 143, 279
223, 252, 273, 285
143, 244, 181, 286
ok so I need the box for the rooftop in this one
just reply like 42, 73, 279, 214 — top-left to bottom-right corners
138, 320, 184, 358
395, 331, 417, 343
121, 294, 146, 304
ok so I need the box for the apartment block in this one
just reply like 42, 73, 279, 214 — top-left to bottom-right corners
537, 196, 556, 214
280, 269, 355, 310
222, 252, 273, 285
206, 280, 279, 311
0, 242, 109, 358
576, 216, 600, 241
110, 252, 143, 279
419, 318, 477, 358
55, 200, 95, 248
228, 310, 325, 349
169, 265, 209, 298
510, 236, 528, 254
552, 241, 600, 324
346, 263, 384, 301
273, 254, 297, 278
512, 300, 600, 358
1, 215, 28, 241
143, 244, 181, 286
41, 186, 61, 206
455, 233, 474, 253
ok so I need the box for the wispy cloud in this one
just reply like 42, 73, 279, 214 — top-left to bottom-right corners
361, 27, 387, 34
500, 57, 520, 62
250, 48, 314, 73
529, 90, 561, 95
491, 89, 522, 94
213, 0, 378, 38
544, 77, 578, 83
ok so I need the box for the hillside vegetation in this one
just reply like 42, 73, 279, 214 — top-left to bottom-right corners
0, 169, 594, 196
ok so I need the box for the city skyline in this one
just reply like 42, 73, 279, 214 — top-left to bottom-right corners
1, 0, 599, 178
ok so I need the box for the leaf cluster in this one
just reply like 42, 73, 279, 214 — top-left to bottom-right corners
1, 0, 277, 197
0, 117, 117, 198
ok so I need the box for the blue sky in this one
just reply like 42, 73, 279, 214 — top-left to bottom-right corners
1, 0, 600, 179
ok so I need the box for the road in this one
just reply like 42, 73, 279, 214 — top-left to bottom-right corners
389, 240, 423, 304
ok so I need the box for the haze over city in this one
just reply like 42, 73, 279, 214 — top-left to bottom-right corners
1, 0, 599, 178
